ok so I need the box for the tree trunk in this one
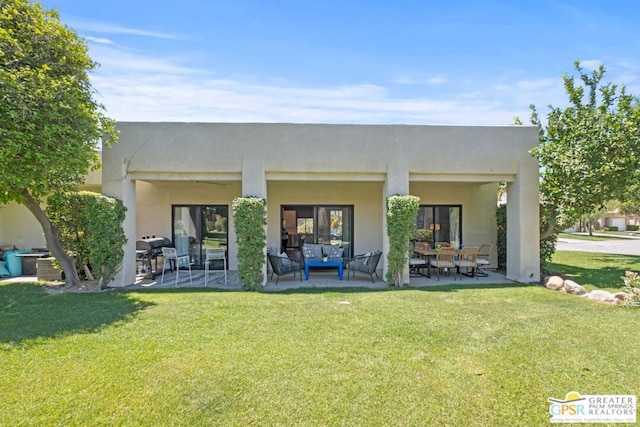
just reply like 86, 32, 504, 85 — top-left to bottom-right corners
21, 191, 80, 287
540, 223, 556, 240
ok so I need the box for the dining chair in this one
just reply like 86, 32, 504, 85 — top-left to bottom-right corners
161, 247, 192, 287
409, 255, 428, 277
429, 247, 456, 281
475, 244, 492, 277
204, 248, 227, 286
455, 246, 479, 279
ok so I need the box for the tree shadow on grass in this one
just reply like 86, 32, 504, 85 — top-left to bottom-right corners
0, 282, 154, 345
547, 253, 639, 289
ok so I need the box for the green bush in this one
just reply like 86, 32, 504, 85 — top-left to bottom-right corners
607, 226, 619, 231
46, 191, 126, 288
539, 202, 557, 266
233, 196, 266, 291
622, 271, 640, 307
386, 195, 420, 286
496, 205, 506, 269
627, 225, 639, 231
411, 228, 433, 242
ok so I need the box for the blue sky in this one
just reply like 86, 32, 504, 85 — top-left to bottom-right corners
40, 0, 640, 125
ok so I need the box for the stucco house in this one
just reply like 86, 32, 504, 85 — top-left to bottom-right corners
1, 122, 540, 286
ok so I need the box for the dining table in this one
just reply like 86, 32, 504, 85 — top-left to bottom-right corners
411, 246, 437, 278
412, 246, 461, 278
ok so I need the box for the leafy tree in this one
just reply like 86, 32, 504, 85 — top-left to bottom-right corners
529, 61, 640, 243
616, 194, 640, 217
0, 0, 117, 287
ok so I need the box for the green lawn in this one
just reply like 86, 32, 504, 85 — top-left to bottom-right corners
548, 250, 640, 291
1, 281, 638, 426
558, 232, 626, 241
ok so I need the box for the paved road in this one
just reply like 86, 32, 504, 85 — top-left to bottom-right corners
556, 237, 640, 256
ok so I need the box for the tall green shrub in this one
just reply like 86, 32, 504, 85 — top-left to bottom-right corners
496, 204, 506, 270
46, 191, 126, 288
539, 202, 557, 267
386, 195, 420, 286
233, 196, 266, 291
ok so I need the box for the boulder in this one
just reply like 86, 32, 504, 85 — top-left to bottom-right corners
586, 290, 615, 302
544, 275, 564, 291
564, 280, 587, 295
614, 292, 633, 302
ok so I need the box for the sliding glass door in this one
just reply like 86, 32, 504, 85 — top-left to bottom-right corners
172, 205, 228, 268
416, 205, 462, 248
282, 205, 354, 258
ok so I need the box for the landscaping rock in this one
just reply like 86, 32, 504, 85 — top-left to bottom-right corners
564, 280, 587, 295
614, 292, 633, 302
545, 275, 564, 291
586, 290, 615, 302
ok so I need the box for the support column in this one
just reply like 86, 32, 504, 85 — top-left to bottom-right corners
242, 156, 267, 199
103, 163, 137, 287
506, 159, 540, 283
242, 155, 267, 286
383, 158, 410, 285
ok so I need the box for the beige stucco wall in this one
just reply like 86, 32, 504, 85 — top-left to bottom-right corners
0, 203, 47, 250
103, 123, 532, 181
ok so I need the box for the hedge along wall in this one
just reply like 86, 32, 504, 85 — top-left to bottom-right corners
233, 196, 267, 291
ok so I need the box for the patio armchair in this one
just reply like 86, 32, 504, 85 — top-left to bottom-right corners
267, 253, 303, 284
345, 250, 382, 282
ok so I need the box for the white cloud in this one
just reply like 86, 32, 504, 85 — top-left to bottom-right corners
394, 75, 447, 85
84, 36, 114, 45
89, 45, 199, 75
580, 59, 602, 70
65, 16, 184, 40
86, 45, 551, 126
92, 72, 466, 124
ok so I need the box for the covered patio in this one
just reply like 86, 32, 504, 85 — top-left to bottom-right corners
127, 266, 514, 291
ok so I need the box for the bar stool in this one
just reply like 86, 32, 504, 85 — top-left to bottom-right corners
204, 248, 227, 286
161, 247, 192, 287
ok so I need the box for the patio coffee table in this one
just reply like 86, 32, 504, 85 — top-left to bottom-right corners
304, 259, 343, 280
